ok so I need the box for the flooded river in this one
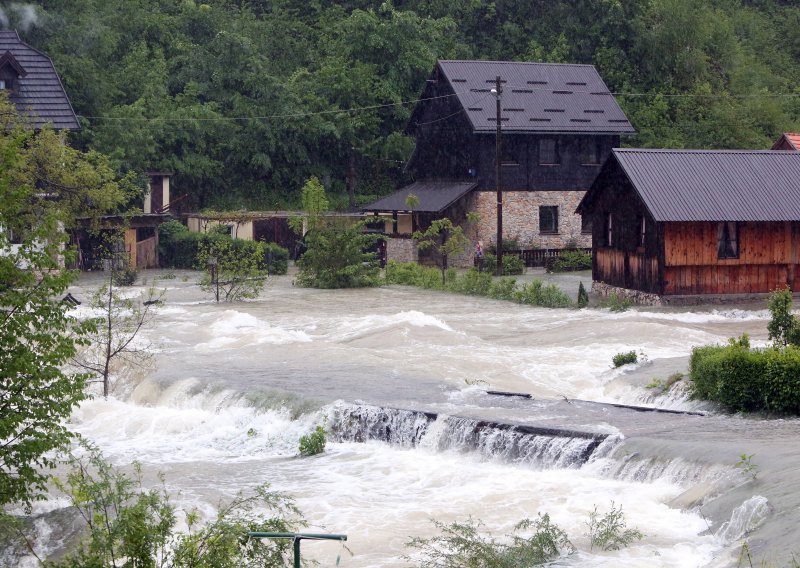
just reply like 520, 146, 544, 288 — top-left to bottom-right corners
18, 268, 800, 566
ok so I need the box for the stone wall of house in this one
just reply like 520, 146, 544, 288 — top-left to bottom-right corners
472, 190, 590, 249
386, 237, 417, 264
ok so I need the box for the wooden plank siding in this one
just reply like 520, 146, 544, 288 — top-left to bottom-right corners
662, 221, 800, 295
594, 249, 660, 293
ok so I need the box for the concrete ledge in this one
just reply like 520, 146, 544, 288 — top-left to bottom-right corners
592, 281, 777, 306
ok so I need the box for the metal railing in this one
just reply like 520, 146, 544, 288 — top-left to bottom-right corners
247, 531, 347, 568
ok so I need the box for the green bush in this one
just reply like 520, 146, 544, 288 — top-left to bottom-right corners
384, 261, 444, 290
514, 280, 573, 308
488, 277, 517, 301
261, 242, 289, 275
481, 253, 524, 275
612, 351, 638, 367
550, 249, 592, 272
689, 337, 800, 414
298, 425, 326, 456
577, 281, 589, 308
448, 268, 493, 296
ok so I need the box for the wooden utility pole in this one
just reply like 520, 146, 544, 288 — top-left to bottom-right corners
494, 75, 503, 276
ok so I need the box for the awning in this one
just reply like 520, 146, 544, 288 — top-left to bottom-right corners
362, 180, 477, 213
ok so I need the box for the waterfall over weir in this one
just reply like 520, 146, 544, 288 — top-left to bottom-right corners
330, 403, 614, 469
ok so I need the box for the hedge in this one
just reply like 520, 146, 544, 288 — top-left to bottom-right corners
690, 342, 800, 414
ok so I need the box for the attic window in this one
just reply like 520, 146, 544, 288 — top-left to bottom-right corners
528, 80, 548, 85
0, 51, 25, 94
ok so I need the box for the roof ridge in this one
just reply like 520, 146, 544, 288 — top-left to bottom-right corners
615, 148, 798, 154
438, 59, 595, 68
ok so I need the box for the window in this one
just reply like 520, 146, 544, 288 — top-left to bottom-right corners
717, 222, 739, 259
605, 213, 613, 246
580, 138, 600, 165
539, 206, 559, 234
538, 139, 559, 165
0, 79, 5, 90
500, 140, 520, 166
581, 214, 592, 234
637, 215, 646, 247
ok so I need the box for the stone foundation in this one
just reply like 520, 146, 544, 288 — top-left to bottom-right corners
473, 190, 590, 249
592, 281, 777, 307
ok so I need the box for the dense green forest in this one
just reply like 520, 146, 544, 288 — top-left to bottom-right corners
13, 0, 800, 210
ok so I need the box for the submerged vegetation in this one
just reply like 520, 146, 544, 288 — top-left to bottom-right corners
384, 262, 573, 308
407, 504, 642, 566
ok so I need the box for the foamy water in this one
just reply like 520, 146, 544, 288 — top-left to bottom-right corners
32, 270, 782, 566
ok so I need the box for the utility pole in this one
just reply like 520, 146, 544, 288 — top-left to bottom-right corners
493, 75, 503, 276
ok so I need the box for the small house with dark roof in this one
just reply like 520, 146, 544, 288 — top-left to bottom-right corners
578, 149, 800, 303
0, 29, 79, 131
364, 59, 633, 265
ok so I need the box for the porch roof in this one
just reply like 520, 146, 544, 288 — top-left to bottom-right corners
363, 180, 477, 213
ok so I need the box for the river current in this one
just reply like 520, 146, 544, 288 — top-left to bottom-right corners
17, 268, 800, 567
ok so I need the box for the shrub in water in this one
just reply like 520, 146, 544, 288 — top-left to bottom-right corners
577, 281, 589, 308
585, 502, 643, 551
612, 351, 638, 367
298, 425, 326, 456
514, 280, 573, 308
489, 277, 517, 301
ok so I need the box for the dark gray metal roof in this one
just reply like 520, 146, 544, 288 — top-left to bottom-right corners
612, 149, 800, 222
0, 30, 79, 131
363, 180, 477, 212
437, 60, 634, 134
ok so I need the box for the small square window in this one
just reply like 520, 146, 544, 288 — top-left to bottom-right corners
539, 206, 559, 234
539, 139, 559, 165
581, 138, 600, 165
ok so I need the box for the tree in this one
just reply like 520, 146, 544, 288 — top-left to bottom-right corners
767, 287, 800, 347
293, 177, 382, 288
0, 93, 134, 510
412, 217, 473, 286
73, 272, 161, 398
196, 233, 269, 302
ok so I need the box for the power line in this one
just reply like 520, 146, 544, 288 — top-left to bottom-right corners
74, 82, 800, 125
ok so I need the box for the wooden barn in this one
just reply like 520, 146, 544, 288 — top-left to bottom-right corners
577, 149, 800, 303
364, 59, 633, 265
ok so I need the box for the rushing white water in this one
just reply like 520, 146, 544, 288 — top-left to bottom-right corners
20, 269, 796, 567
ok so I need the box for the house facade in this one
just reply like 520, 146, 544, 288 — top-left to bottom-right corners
578, 149, 800, 303
365, 59, 633, 264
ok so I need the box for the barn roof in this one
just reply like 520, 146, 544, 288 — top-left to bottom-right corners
432, 60, 634, 134
0, 30, 79, 131
363, 180, 477, 213
772, 133, 800, 151
589, 149, 800, 222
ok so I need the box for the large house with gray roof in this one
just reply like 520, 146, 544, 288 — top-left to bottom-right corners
0, 29, 79, 131
578, 149, 800, 303
365, 59, 633, 264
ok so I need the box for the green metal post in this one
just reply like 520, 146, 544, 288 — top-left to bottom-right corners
247, 532, 347, 568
